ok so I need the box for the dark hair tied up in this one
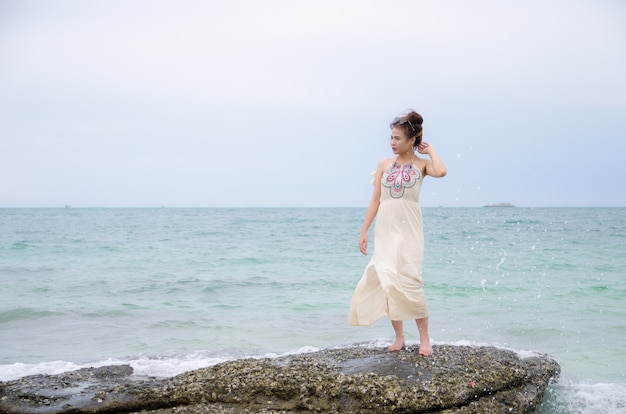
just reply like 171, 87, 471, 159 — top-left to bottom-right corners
390, 110, 423, 148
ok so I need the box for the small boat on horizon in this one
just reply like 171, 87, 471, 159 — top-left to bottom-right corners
484, 202, 515, 207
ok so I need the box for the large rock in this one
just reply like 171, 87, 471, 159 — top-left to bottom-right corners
0, 344, 560, 413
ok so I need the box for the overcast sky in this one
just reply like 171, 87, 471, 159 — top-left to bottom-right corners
1, 0, 625, 208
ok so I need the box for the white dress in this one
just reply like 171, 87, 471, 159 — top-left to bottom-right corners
348, 160, 427, 325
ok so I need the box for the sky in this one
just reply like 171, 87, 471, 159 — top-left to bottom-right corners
1, 0, 625, 208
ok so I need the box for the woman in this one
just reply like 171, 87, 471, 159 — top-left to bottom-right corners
348, 110, 447, 356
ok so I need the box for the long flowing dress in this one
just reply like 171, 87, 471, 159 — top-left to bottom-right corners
348, 160, 427, 326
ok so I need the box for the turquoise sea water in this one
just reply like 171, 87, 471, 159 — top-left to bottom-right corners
0, 207, 624, 413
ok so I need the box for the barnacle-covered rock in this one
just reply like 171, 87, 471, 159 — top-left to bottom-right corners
0, 344, 559, 413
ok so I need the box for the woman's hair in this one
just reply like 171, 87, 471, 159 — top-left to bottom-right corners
390, 111, 423, 148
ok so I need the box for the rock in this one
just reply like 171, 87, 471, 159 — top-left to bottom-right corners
0, 344, 560, 413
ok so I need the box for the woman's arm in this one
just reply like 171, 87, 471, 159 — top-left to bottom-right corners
359, 159, 388, 255
418, 142, 447, 178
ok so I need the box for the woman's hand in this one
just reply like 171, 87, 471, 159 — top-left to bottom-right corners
417, 141, 431, 155
359, 233, 368, 255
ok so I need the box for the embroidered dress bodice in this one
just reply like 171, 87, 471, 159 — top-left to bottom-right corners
381, 161, 423, 203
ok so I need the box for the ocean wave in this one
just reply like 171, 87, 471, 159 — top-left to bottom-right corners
538, 381, 626, 414
0, 340, 389, 382
0, 346, 322, 382
0, 307, 59, 324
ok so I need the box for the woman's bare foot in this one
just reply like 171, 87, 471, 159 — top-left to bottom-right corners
388, 336, 405, 351
419, 340, 433, 356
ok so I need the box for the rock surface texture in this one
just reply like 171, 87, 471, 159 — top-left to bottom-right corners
0, 344, 560, 413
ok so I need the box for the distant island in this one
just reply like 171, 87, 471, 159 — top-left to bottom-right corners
484, 202, 515, 207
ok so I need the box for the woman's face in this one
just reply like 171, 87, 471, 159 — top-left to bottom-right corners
390, 126, 415, 155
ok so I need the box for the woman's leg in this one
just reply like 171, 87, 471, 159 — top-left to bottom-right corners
416, 317, 432, 356
388, 320, 405, 351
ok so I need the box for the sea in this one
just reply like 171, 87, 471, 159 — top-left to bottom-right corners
0, 207, 624, 413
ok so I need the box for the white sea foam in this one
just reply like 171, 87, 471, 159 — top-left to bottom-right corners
125, 353, 233, 378
438, 339, 543, 359
0, 360, 84, 382
0, 354, 228, 382
540, 381, 626, 414
0, 347, 326, 382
